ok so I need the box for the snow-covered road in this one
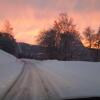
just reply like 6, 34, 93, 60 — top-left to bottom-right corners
2, 61, 60, 100
0, 50, 100, 100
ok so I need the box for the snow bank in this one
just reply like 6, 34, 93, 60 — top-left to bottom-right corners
0, 50, 23, 99
29, 60, 100, 99
0, 50, 17, 65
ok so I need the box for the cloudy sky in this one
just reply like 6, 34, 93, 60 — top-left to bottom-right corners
0, 0, 100, 44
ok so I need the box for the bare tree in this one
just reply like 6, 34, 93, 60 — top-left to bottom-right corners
93, 27, 100, 61
83, 27, 94, 48
95, 27, 100, 49
54, 13, 80, 60
53, 13, 76, 48
38, 29, 57, 59
0, 20, 17, 56
39, 29, 56, 47
3, 20, 14, 36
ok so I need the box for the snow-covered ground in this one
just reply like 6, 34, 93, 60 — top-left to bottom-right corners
33, 60, 100, 97
0, 50, 100, 99
0, 50, 24, 99
27, 59, 100, 98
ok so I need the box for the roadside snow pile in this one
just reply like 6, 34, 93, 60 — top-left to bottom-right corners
30, 60, 100, 99
0, 50, 23, 99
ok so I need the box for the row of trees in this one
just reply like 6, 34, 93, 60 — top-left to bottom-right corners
39, 13, 80, 60
0, 13, 100, 61
38, 13, 100, 60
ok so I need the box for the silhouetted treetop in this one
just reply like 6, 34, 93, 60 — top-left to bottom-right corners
83, 26, 94, 48
2, 20, 14, 36
53, 13, 76, 34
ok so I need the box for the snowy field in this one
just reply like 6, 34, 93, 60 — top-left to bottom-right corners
0, 50, 100, 99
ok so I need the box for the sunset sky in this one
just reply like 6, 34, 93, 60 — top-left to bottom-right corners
0, 0, 100, 44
